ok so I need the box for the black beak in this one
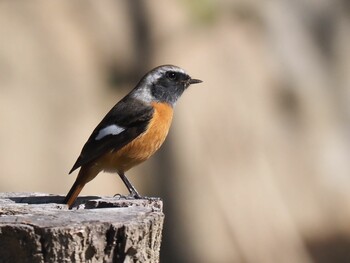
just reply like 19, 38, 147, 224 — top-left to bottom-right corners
189, 78, 202, 85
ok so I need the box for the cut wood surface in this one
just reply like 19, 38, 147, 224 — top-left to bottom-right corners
0, 192, 164, 263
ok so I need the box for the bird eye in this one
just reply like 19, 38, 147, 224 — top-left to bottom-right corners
166, 71, 178, 81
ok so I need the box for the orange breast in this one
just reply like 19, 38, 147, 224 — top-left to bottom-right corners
102, 102, 173, 172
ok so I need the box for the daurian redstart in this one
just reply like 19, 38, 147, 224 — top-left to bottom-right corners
64, 65, 202, 208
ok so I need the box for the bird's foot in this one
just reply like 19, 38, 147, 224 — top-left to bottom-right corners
113, 191, 142, 200
129, 190, 142, 199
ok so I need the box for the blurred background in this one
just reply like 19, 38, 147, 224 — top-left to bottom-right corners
1, 0, 350, 262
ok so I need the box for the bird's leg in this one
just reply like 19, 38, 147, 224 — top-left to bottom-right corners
117, 171, 142, 199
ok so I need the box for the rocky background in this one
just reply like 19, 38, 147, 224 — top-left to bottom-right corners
1, 1, 350, 262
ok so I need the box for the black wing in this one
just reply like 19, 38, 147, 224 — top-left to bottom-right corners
69, 96, 154, 173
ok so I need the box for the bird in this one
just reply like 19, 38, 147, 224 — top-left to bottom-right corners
64, 65, 202, 208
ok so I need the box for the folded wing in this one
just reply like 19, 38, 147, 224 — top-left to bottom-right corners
69, 97, 154, 173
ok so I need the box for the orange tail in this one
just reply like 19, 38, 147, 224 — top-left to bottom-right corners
64, 180, 85, 209
64, 165, 100, 209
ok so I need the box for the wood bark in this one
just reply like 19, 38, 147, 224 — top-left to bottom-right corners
0, 193, 164, 263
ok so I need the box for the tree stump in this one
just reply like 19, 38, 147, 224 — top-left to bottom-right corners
0, 193, 164, 263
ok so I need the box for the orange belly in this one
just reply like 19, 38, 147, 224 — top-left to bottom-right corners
101, 102, 173, 172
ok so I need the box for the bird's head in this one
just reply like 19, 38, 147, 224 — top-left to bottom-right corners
132, 65, 202, 106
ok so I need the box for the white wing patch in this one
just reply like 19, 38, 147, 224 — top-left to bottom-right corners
95, 124, 125, 140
